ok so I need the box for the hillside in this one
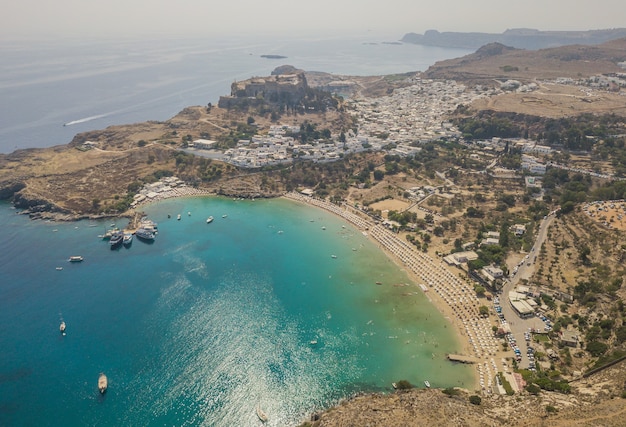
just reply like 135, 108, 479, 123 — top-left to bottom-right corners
402, 28, 626, 50
425, 38, 626, 82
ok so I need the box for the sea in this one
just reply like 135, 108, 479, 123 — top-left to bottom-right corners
0, 34, 475, 426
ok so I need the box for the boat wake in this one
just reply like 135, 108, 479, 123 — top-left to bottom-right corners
63, 113, 110, 127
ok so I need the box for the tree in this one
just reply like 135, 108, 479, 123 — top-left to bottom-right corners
579, 245, 591, 266
479, 305, 489, 316
586, 341, 608, 357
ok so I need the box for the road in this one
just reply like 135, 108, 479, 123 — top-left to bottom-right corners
499, 212, 556, 369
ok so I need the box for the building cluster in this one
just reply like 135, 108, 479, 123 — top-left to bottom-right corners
350, 77, 490, 145
190, 77, 492, 168
131, 176, 189, 207
212, 124, 383, 168
556, 73, 626, 91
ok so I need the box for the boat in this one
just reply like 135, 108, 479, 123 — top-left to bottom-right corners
68, 256, 84, 262
177, 214, 181, 220
222, 214, 227, 218
331, 254, 337, 259
109, 231, 123, 248
256, 405, 268, 422
60, 321, 66, 335
188, 211, 191, 216
135, 228, 156, 242
139, 218, 158, 229
98, 228, 119, 240
206, 216, 214, 223
424, 380, 431, 388
98, 373, 108, 394
123, 233, 133, 246
310, 339, 318, 345
392, 382, 398, 389
56, 267, 63, 271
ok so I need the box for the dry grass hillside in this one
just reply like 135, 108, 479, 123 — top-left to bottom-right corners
425, 38, 626, 82
306, 358, 626, 427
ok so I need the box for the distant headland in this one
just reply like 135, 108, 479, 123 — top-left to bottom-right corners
401, 28, 626, 50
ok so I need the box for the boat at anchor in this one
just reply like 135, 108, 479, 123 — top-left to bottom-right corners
98, 373, 108, 394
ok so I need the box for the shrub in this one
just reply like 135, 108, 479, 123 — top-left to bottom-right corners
442, 387, 461, 396
545, 405, 558, 413
396, 380, 413, 390
469, 395, 482, 405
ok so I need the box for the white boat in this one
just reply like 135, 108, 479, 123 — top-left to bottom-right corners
98, 373, 108, 394
206, 216, 214, 223
56, 267, 63, 271
222, 214, 228, 218
68, 256, 84, 262
424, 380, 431, 388
177, 214, 181, 220
188, 211, 191, 216
331, 254, 337, 259
310, 339, 318, 345
123, 233, 133, 246
60, 321, 66, 335
256, 405, 268, 422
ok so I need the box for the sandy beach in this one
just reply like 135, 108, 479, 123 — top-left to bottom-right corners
284, 192, 503, 393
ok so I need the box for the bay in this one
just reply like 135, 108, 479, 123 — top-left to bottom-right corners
0, 197, 473, 426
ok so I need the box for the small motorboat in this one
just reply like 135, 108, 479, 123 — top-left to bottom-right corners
256, 404, 268, 422
206, 216, 214, 223
60, 321, 66, 335
98, 373, 108, 394
424, 380, 431, 388
177, 214, 181, 220
68, 256, 84, 262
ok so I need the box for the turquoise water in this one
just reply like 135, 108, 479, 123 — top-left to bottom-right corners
0, 197, 472, 426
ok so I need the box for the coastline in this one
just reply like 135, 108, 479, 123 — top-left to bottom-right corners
283, 192, 501, 393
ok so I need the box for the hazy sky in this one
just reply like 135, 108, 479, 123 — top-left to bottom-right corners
2, 0, 625, 40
